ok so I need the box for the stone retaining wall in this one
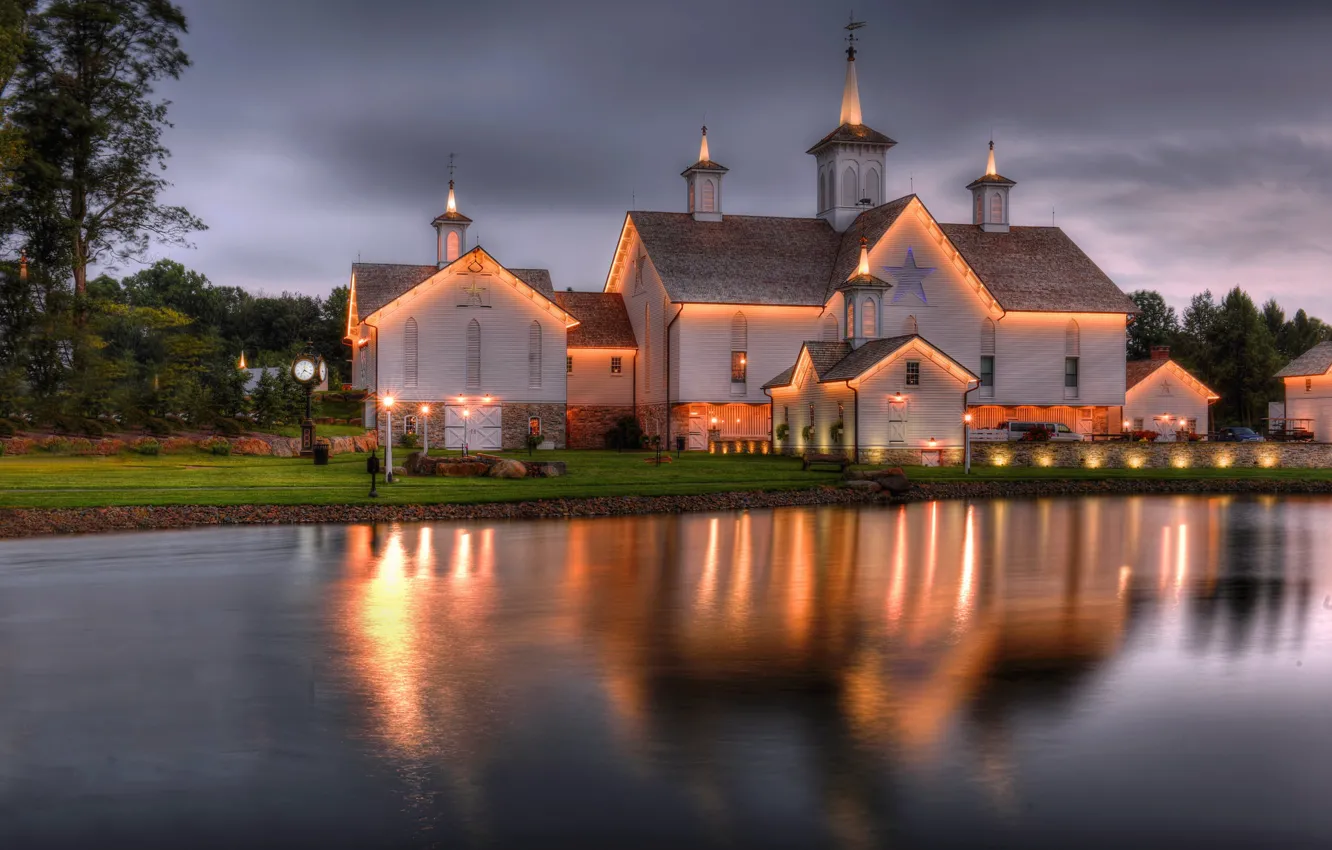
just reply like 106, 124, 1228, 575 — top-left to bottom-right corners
971, 441, 1332, 469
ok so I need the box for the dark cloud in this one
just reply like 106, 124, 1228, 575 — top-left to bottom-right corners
136, 0, 1332, 316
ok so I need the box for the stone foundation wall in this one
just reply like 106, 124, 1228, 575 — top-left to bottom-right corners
501, 403, 567, 449
638, 403, 669, 441
972, 441, 1332, 469
566, 405, 636, 449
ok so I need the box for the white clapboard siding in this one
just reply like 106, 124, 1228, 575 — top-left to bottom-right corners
1124, 364, 1211, 434
1285, 373, 1332, 442
370, 259, 569, 405
674, 304, 826, 402
615, 231, 672, 406
855, 343, 969, 449
770, 376, 854, 456
991, 312, 1126, 406
566, 349, 635, 406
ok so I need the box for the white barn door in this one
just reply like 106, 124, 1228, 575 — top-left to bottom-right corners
687, 406, 706, 450
468, 406, 502, 450
887, 399, 908, 444
444, 406, 468, 449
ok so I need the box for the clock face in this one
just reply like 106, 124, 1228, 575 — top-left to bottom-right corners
318, 360, 327, 383
293, 358, 316, 383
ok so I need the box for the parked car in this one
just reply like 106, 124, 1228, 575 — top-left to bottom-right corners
1003, 421, 1085, 442
1214, 427, 1264, 443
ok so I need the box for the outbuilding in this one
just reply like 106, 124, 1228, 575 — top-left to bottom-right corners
1275, 341, 1332, 442
1123, 347, 1218, 439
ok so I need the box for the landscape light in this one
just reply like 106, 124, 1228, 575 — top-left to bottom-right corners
383, 396, 395, 408
420, 405, 430, 415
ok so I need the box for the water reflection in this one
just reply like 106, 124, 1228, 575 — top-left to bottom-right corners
321, 496, 1331, 846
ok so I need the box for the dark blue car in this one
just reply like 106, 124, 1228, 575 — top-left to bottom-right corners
1215, 427, 1264, 443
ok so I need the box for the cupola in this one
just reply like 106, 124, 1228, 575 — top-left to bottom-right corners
807, 21, 896, 232
682, 126, 727, 222
838, 236, 894, 349
966, 141, 1017, 233
433, 178, 473, 267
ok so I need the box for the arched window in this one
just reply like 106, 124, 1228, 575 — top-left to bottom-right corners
822, 314, 838, 341
688, 181, 695, 212
865, 167, 880, 206
841, 166, 858, 206
904, 315, 918, 335
528, 321, 542, 389
446, 231, 460, 262
846, 301, 855, 339
819, 171, 828, 212
981, 318, 996, 355
990, 192, 1004, 222
730, 312, 747, 388
861, 298, 876, 339
404, 317, 418, 387
466, 319, 481, 389
731, 311, 747, 351
1065, 319, 1080, 356
974, 192, 984, 224
702, 179, 715, 212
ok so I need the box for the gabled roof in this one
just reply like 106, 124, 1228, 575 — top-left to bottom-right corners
627, 211, 842, 306
762, 366, 796, 390
762, 341, 850, 389
1275, 342, 1332, 378
826, 196, 915, 299
351, 261, 556, 322
806, 122, 897, 154
1126, 358, 1220, 401
936, 224, 1138, 314
553, 291, 637, 348
821, 335, 977, 384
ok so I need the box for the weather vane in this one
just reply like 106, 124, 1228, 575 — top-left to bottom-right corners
448, 152, 456, 181
846, 13, 866, 59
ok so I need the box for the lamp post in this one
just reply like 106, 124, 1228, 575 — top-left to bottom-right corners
462, 407, 470, 457
964, 412, 973, 474
420, 405, 431, 455
383, 396, 395, 483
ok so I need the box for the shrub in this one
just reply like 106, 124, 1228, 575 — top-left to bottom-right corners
135, 437, 161, 456
830, 421, 845, 444
3, 437, 33, 455
143, 417, 173, 436
39, 435, 71, 453
95, 439, 127, 456
162, 437, 197, 453
67, 437, 95, 456
211, 417, 243, 436
605, 415, 644, 450
801, 424, 815, 441
775, 422, 790, 442
78, 418, 105, 438
525, 432, 543, 455
1130, 430, 1160, 443
399, 431, 420, 449
1020, 425, 1053, 442
0, 419, 15, 438
0, 441, 5, 456
200, 437, 231, 457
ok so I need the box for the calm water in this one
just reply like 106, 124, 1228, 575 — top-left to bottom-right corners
1, 497, 1331, 849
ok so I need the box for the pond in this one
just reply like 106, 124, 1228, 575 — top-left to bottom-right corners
1, 496, 1330, 848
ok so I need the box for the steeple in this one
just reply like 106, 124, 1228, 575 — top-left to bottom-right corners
433, 155, 473, 266
682, 125, 728, 222
838, 235, 894, 349
808, 19, 896, 232
967, 140, 1017, 233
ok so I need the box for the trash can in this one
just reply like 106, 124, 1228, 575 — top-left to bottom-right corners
675, 435, 686, 452
313, 443, 330, 466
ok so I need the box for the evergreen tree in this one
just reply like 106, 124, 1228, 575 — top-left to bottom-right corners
1126, 290, 1179, 360
1205, 288, 1282, 427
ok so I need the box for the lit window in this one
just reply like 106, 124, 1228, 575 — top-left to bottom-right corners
1133, 418, 1144, 430
566, 355, 573, 374
528, 417, 541, 437
1307, 378, 1313, 392
906, 361, 920, 386
731, 351, 747, 383
783, 406, 789, 424
403, 415, 418, 435
980, 355, 995, 387
1065, 357, 1080, 388
837, 402, 844, 423
611, 356, 622, 374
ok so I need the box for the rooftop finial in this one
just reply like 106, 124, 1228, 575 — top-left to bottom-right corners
446, 180, 457, 214
986, 139, 997, 177
840, 17, 866, 125
699, 125, 710, 163
856, 235, 870, 278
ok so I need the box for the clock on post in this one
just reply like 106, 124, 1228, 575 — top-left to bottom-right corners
291, 345, 324, 458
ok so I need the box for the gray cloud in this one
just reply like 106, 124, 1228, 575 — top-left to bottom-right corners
133, 0, 1332, 316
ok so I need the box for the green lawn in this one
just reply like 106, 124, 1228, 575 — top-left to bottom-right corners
271, 423, 369, 438
0, 450, 844, 509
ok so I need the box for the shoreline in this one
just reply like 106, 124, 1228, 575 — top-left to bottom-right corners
5, 477, 1332, 540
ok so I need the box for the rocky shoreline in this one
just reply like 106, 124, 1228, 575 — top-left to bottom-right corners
5, 476, 1332, 540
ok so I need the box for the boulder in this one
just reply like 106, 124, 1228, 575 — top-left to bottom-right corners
269, 438, 302, 458
436, 462, 489, 477
843, 479, 882, 493
868, 467, 910, 495
526, 461, 566, 478
488, 458, 529, 479
233, 437, 272, 456
391, 466, 407, 479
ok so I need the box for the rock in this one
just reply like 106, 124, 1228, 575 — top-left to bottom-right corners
391, 466, 407, 479
526, 461, 566, 478
488, 458, 528, 479
233, 438, 272, 456
329, 436, 356, 456
270, 439, 295, 458
843, 480, 882, 492
843, 469, 869, 481
436, 462, 489, 477
870, 469, 910, 495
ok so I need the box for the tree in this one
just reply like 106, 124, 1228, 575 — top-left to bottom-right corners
1126, 290, 1179, 360
1205, 288, 1283, 427
1172, 289, 1218, 375
1260, 298, 1285, 345
0, 1, 37, 190
1278, 309, 1331, 361
9, 0, 204, 295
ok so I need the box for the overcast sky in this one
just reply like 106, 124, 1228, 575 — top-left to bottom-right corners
145, 0, 1332, 317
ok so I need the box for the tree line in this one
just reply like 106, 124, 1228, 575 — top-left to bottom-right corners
0, 2, 348, 434
1127, 288, 1332, 427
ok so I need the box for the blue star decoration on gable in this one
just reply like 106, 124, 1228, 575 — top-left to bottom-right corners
885, 248, 935, 305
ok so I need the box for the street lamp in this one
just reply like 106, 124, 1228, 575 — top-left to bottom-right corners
963, 412, 973, 475
420, 404, 431, 455
462, 407, 471, 457
382, 396, 395, 483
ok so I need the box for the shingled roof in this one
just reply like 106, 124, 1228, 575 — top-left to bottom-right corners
825, 196, 915, 299
806, 122, 897, 154
1125, 358, 1169, 391
351, 262, 555, 320
820, 335, 976, 383
761, 341, 850, 389
553, 291, 637, 348
1275, 341, 1332, 378
937, 224, 1138, 314
762, 365, 796, 390
629, 212, 842, 306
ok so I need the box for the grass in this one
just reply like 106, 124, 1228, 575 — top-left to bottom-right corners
0, 450, 843, 509
270, 423, 368, 438
3, 450, 1330, 510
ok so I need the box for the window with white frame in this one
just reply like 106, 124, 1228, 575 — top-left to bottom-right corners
906, 361, 920, 386
1064, 357, 1080, 390
731, 312, 747, 389
566, 355, 573, 374
610, 356, 622, 374
1133, 418, 1143, 430
528, 417, 541, 437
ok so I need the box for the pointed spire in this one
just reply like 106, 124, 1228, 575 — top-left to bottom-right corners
856, 236, 870, 278
238, 351, 247, 370
985, 140, 997, 177
699, 126, 710, 163
446, 179, 457, 214
839, 46, 862, 125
